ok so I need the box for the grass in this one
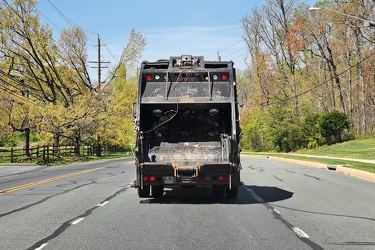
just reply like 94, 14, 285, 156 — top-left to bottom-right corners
297, 139, 375, 160
267, 154, 375, 174
242, 139, 375, 174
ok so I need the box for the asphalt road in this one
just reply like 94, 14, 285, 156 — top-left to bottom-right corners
0, 156, 374, 250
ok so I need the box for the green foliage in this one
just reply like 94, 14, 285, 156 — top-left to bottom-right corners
0, 135, 17, 147
0, 131, 49, 147
273, 124, 305, 152
318, 110, 350, 144
239, 0, 372, 151
241, 105, 352, 152
302, 112, 323, 149
240, 107, 270, 151
0, 1, 145, 156
99, 65, 137, 147
266, 104, 305, 152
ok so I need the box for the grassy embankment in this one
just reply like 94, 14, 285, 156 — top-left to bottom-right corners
242, 139, 375, 174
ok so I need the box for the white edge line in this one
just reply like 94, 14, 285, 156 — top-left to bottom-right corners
98, 201, 109, 207
244, 186, 311, 240
243, 186, 265, 203
34, 243, 48, 250
71, 217, 84, 225
292, 227, 310, 239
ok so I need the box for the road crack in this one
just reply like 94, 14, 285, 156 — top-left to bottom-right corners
25, 185, 130, 250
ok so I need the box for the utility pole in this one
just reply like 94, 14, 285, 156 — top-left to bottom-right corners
89, 35, 110, 89
88, 35, 110, 157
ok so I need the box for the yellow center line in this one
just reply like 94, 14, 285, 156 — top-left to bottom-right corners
0, 167, 104, 194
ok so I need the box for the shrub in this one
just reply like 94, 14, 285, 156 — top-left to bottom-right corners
318, 110, 350, 144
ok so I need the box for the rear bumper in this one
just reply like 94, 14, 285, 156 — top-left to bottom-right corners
137, 162, 241, 186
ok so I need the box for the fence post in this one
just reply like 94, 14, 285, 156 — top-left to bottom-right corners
11, 147, 14, 163
43, 146, 46, 163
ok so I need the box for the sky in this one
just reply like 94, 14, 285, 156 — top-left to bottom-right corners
37, 0, 317, 81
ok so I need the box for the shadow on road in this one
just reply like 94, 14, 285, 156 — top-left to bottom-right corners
139, 185, 293, 205
245, 185, 294, 203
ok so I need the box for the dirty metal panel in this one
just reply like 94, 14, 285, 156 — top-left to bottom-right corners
148, 142, 228, 167
141, 82, 231, 99
142, 82, 167, 98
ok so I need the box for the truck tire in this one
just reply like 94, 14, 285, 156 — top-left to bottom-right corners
138, 185, 150, 198
226, 186, 238, 199
212, 185, 225, 198
151, 185, 164, 198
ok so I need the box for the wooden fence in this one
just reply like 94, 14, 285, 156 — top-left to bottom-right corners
0, 145, 118, 164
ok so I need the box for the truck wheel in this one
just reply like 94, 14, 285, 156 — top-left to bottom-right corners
226, 186, 238, 199
212, 185, 225, 198
138, 185, 150, 198
151, 185, 164, 198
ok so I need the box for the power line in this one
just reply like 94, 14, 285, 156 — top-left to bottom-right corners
37, 8, 62, 31
222, 47, 246, 59
252, 50, 375, 108
46, 1, 119, 74
217, 39, 245, 61
100, 37, 119, 62
46, 0, 97, 44
218, 40, 244, 52
231, 52, 247, 61
47, 0, 76, 27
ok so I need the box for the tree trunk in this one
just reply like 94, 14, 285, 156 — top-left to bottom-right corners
354, 29, 366, 135
53, 132, 60, 155
25, 127, 30, 157
96, 135, 102, 156
74, 137, 80, 155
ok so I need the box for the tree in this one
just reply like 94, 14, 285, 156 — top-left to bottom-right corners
267, 104, 305, 152
37, 90, 108, 155
302, 112, 322, 148
100, 29, 146, 147
111, 28, 147, 81
319, 110, 350, 144
238, 0, 375, 152
1, 0, 62, 104
59, 26, 93, 92
101, 63, 137, 147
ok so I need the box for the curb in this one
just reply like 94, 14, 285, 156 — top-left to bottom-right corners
262, 156, 375, 183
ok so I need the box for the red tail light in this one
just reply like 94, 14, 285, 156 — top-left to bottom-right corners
218, 176, 224, 181
149, 176, 156, 182
221, 74, 227, 80
145, 74, 152, 81
143, 176, 148, 182
205, 176, 211, 181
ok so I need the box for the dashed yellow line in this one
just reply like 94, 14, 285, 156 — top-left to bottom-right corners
0, 167, 104, 194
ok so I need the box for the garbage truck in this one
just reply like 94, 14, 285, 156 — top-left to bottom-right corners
133, 55, 241, 198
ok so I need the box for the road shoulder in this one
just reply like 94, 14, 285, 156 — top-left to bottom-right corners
245, 155, 375, 183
